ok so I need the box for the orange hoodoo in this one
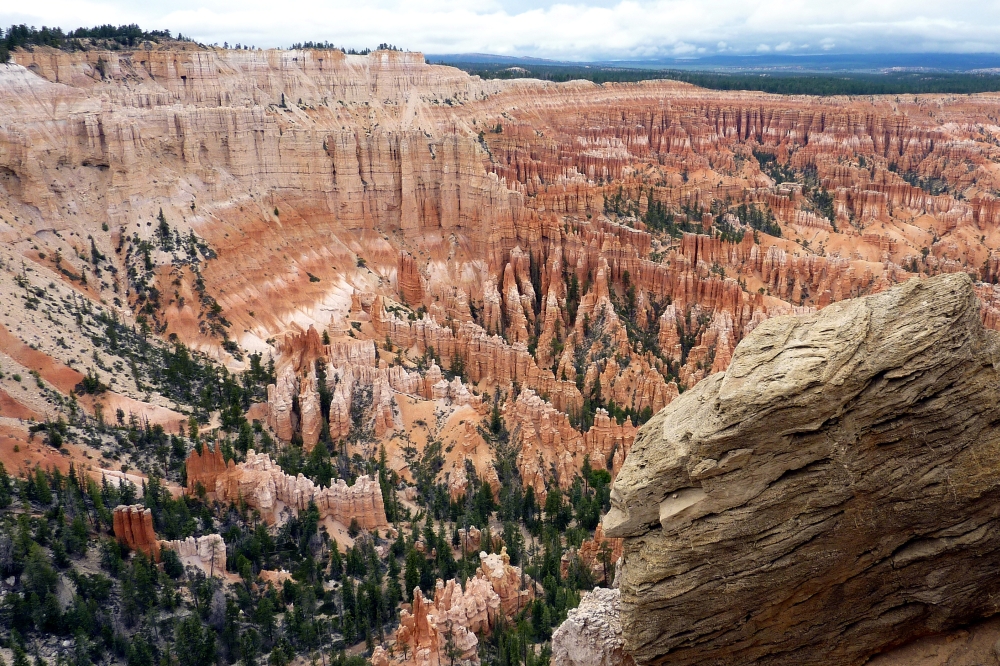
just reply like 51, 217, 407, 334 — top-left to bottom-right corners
112, 504, 160, 561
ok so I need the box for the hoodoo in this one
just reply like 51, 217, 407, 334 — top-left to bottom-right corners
605, 273, 1000, 665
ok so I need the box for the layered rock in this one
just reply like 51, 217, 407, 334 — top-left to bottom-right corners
551, 588, 634, 666
113, 504, 227, 577
112, 504, 160, 560
9, 52, 1000, 650
605, 273, 1000, 665
564, 523, 622, 583
186, 447, 388, 528
396, 579, 494, 666
504, 389, 637, 495
185, 444, 230, 495
398, 251, 425, 306
454, 525, 501, 555
394, 547, 533, 665
160, 534, 228, 577
477, 548, 534, 618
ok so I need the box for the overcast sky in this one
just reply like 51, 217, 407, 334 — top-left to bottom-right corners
3, 0, 999, 60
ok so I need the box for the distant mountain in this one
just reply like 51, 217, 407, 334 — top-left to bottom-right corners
428, 53, 564, 65
430, 52, 1000, 73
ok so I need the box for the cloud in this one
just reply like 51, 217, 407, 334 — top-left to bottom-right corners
2, 0, 1000, 59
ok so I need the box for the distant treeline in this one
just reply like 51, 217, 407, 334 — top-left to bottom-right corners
439, 61, 1000, 96
1, 24, 175, 62
289, 42, 404, 55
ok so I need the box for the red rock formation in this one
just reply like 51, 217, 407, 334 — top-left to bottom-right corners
113, 504, 229, 576
185, 445, 230, 495
563, 523, 623, 582
454, 526, 502, 555
398, 251, 425, 306
8, 42, 1000, 554
396, 580, 492, 665
113, 504, 160, 560
394, 546, 533, 665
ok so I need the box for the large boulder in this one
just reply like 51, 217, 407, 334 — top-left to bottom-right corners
604, 274, 1000, 665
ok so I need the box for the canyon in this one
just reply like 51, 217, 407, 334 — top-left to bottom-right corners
2, 38, 1000, 665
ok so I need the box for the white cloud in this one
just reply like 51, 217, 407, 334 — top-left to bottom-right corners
2, 0, 999, 59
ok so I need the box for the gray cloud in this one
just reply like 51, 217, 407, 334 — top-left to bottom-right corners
2, 0, 999, 59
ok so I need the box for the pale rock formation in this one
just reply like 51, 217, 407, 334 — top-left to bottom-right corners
605, 274, 1000, 666
396, 582, 486, 666
394, 547, 532, 666
159, 534, 227, 577
186, 448, 388, 528
113, 504, 227, 576
297, 368, 322, 449
477, 548, 533, 618
551, 588, 634, 666
266, 365, 298, 442
454, 526, 501, 554
371, 647, 390, 666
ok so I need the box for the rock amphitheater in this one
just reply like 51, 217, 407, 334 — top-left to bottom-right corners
2, 39, 1000, 665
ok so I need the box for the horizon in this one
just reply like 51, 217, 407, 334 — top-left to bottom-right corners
2, 0, 999, 61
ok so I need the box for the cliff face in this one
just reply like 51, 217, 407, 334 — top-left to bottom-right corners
6, 42, 1000, 544
604, 274, 1000, 665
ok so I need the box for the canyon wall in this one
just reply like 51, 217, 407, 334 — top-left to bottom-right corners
6, 42, 1000, 556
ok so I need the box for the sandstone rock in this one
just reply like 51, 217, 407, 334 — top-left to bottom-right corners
399, 251, 425, 306
396, 583, 486, 666
477, 548, 533, 618
454, 526, 501, 555
551, 588, 634, 666
200, 449, 389, 528
574, 523, 623, 583
297, 368, 322, 450
505, 389, 636, 496
605, 273, 1000, 666
113, 504, 160, 560
371, 646, 390, 666
185, 444, 230, 495
159, 534, 227, 577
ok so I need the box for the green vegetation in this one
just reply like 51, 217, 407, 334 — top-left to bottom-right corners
1, 24, 174, 62
442, 61, 1000, 96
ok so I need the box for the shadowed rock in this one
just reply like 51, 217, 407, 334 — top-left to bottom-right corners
605, 273, 1000, 665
